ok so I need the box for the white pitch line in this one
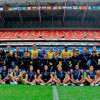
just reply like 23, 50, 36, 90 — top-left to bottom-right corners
53, 85, 59, 100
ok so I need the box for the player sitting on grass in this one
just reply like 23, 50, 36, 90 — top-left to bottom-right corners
35, 69, 41, 85
39, 65, 53, 85
10, 65, 21, 85
0, 66, 10, 84
71, 65, 85, 86
85, 65, 100, 87
23, 65, 36, 85
53, 65, 70, 86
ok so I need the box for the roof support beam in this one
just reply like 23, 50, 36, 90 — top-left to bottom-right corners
81, 3, 88, 26
37, 0, 42, 27
0, 13, 6, 28
62, 0, 67, 27
17, 5, 23, 25
81, 10, 87, 25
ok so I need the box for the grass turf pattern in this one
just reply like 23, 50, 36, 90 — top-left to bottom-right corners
57, 86, 100, 100
0, 85, 99, 100
0, 85, 53, 100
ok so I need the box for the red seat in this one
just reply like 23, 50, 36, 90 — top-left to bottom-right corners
0, 30, 99, 40
10, 30, 32, 39
92, 30, 100, 39
72, 30, 96, 39
0, 30, 13, 39
53, 30, 73, 39
30, 30, 51, 39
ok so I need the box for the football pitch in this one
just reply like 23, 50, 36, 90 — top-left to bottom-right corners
0, 84, 100, 100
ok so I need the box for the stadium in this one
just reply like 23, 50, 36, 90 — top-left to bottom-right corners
0, 0, 100, 100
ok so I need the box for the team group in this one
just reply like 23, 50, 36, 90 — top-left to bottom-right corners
0, 44, 100, 86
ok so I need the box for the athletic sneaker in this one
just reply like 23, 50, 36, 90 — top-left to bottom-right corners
56, 84, 60, 86
95, 84, 99, 87
80, 84, 84, 86
68, 81, 71, 85
72, 83, 75, 86
63, 84, 68, 86
14, 81, 18, 85
31, 84, 36, 85
40, 83, 44, 85
51, 82, 55, 85
98, 82, 100, 86
2, 82, 5, 84
10, 82, 15, 85
47, 84, 51, 85
90, 83, 94, 87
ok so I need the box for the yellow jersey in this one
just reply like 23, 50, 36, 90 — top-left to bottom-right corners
47, 51, 55, 65
57, 53, 62, 65
57, 53, 62, 58
30, 49, 39, 58
47, 51, 55, 59
61, 50, 71, 58
4, 50, 13, 56
91, 51, 99, 55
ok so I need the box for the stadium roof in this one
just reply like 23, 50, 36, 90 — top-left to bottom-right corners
0, 0, 100, 7
0, 0, 100, 28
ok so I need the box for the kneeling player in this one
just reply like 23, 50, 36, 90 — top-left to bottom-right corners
85, 66, 100, 86
23, 66, 36, 85
71, 65, 85, 86
53, 65, 70, 86
39, 65, 53, 85
10, 65, 21, 85
0, 66, 10, 84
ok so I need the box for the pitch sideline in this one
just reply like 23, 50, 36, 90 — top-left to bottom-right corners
53, 85, 59, 100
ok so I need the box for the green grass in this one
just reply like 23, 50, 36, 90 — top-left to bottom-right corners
0, 85, 99, 100
57, 86, 100, 100
0, 85, 53, 100
0, 72, 99, 100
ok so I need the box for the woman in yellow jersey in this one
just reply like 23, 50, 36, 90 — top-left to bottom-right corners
5, 45, 13, 56
47, 47, 55, 59
57, 49, 62, 58
23, 47, 30, 56
30, 44, 39, 58
61, 45, 71, 58
57, 49, 62, 65
47, 47, 55, 66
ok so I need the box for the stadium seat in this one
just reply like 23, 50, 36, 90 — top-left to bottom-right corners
0, 30, 100, 40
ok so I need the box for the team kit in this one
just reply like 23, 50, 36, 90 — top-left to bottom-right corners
0, 44, 100, 87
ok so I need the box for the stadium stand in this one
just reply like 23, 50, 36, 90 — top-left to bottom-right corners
0, 30, 100, 39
